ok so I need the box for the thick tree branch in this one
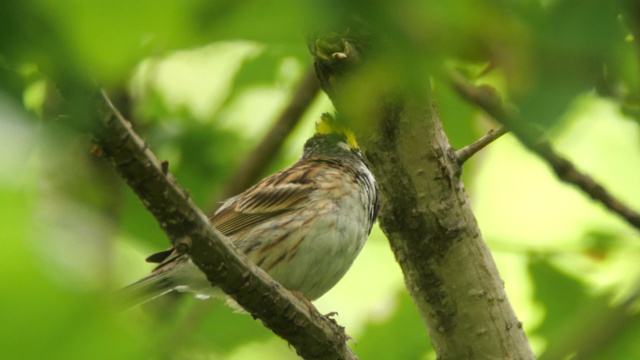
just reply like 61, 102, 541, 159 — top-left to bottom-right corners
455, 126, 508, 165
448, 69, 640, 231
310, 31, 535, 359
93, 90, 357, 360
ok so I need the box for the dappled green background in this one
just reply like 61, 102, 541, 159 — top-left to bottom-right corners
1, 0, 639, 359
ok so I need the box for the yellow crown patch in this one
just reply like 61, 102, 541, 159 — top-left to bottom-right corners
316, 113, 359, 149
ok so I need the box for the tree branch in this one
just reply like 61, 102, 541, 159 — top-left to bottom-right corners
455, 126, 508, 165
216, 66, 321, 202
310, 30, 535, 359
448, 69, 640, 231
93, 90, 357, 360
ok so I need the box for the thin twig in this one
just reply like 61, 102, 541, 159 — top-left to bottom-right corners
448, 69, 640, 231
215, 66, 321, 204
95, 90, 357, 360
455, 126, 508, 165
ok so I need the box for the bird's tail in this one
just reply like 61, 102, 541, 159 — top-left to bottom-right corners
115, 271, 176, 308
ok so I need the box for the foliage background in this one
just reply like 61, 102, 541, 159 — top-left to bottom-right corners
1, 1, 639, 359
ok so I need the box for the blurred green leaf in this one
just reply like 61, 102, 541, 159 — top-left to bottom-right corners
587, 311, 640, 360
514, 0, 620, 128
529, 257, 599, 342
191, 301, 274, 354
0, 127, 147, 360
531, 257, 640, 360
355, 291, 433, 359
432, 77, 479, 150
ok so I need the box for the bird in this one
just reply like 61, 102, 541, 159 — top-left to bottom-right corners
119, 114, 379, 308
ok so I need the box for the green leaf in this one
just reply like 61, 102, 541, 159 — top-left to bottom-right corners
355, 290, 434, 359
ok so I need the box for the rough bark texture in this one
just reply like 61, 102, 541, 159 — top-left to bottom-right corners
311, 32, 535, 359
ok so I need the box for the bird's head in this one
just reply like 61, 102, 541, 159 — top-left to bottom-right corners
302, 113, 362, 161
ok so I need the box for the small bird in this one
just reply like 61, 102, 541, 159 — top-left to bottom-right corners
120, 114, 379, 307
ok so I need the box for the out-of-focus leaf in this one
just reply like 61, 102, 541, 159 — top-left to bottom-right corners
585, 310, 640, 360
194, 0, 316, 45
0, 97, 148, 360
33, 0, 207, 84
432, 77, 480, 150
530, 257, 640, 360
230, 48, 307, 92
513, 0, 620, 128
189, 300, 274, 354
530, 257, 598, 343
120, 185, 168, 249
355, 290, 433, 359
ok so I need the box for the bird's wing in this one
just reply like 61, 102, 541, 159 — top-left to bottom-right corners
145, 162, 323, 266
211, 163, 323, 236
